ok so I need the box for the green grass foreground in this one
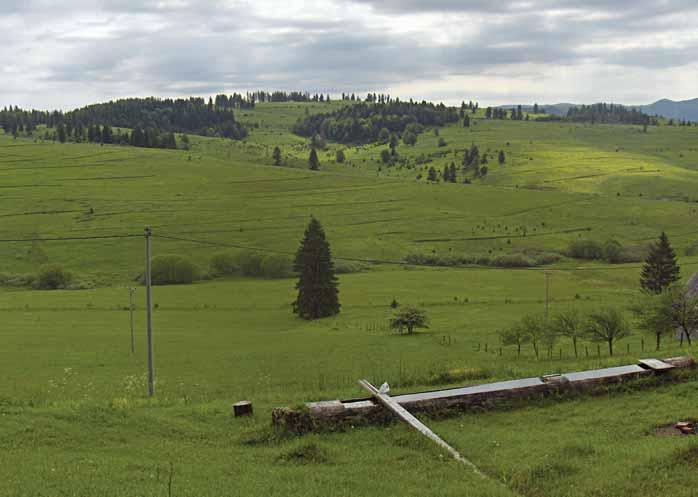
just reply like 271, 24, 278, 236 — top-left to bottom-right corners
3, 102, 698, 495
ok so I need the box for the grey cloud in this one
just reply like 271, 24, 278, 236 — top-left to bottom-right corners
1, 0, 697, 109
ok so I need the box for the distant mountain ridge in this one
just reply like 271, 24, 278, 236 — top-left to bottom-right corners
499, 98, 698, 121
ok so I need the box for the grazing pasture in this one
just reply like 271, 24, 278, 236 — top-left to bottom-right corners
2, 103, 698, 496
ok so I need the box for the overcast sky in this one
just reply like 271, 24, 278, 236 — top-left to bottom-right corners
2, 0, 698, 110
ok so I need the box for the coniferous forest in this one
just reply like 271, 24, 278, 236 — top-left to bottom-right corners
292, 100, 459, 144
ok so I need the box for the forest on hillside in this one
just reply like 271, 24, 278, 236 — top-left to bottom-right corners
292, 101, 459, 144
531, 103, 657, 125
0, 97, 248, 143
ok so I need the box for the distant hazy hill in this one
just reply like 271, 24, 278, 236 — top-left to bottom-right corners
637, 99, 698, 121
499, 99, 698, 121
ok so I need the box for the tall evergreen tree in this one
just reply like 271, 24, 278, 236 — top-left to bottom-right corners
641, 232, 680, 294
427, 166, 438, 182
272, 146, 282, 166
57, 124, 66, 143
498, 150, 506, 164
292, 217, 340, 319
308, 148, 320, 170
442, 165, 451, 182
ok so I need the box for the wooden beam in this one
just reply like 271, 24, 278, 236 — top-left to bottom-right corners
358, 379, 486, 478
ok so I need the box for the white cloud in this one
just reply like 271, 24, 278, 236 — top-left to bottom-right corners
0, 0, 696, 109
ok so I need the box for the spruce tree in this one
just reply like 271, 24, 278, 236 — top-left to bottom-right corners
641, 232, 680, 294
427, 166, 438, 182
292, 218, 340, 319
57, 124, 67, 143
442, 165, 451, 182
272, 146, 282, 166
309, 148, 320, 170
449, 163, 457, 182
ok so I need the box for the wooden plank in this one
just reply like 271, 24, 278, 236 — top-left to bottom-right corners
638, 358, 675, 371
358, 379, 486, 478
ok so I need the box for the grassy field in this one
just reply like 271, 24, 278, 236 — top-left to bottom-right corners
3, 102, 698, 496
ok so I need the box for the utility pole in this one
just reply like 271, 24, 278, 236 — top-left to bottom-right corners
145, 227, 154, 397
544, 271, 552, 319
129, 287, 135, 355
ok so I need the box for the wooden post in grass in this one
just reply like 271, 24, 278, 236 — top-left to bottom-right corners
544, 271, 552, 318
641, 339, 645, 352
145, 227, 154, 397
129, 287, 135, 355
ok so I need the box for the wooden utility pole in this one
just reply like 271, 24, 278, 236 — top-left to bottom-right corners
544, 271, 552, 318
145, 227, 154, 397
358, 379, 486, 478
129, 287, 135, 355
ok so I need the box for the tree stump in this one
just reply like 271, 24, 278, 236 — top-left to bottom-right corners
233, 400, 253, 417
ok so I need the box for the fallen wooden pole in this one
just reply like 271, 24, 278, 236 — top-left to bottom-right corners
358, 379, 486, 478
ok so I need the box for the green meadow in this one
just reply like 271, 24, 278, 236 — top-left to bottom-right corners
2, 102, 698, 496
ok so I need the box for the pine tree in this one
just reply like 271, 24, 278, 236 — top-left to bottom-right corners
292, 218, 340, 319
641, 232, 680, 294
442, 165, 451, 182
57, 124, 66, 143
448, 163, 457, 182
272, 146, 282, 166
498, 150, 506, 164
309, 148, 320, 170
427, 166, 438, 182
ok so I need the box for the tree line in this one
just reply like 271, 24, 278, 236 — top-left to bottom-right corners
47, 122, 178, 149
500, 232, 696, 356
0, 96, 247, 142
292, 100, 459, 144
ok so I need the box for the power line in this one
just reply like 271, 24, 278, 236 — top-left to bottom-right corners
0, 234, 141, 242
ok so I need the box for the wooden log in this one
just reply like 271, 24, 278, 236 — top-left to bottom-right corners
358, 379, 487, 479
663, 356, 696, 369
638, 358, 675, 371
233, 400, 253, 417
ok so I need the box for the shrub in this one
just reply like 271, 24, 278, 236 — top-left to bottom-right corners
491, 254, 534, 268
335, 149, 345, 163
686, 242, 698, 257
37, 265, 72, 289
210, 252, 238, 276
334, 260, 369, 274
530, 252, 562, 265
603, 239, 624, 263
310, 134, 326, 150
150, 255, 199, 285
237, 250, 264, 277
0, 273, 36, 288
260, 255, 292, 279
437, 137, 447, 147
566, 239, 604, 260
402, 131, 417, 145
380, 149, 392, 163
